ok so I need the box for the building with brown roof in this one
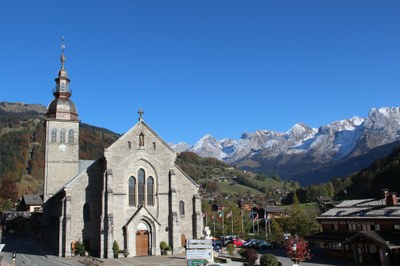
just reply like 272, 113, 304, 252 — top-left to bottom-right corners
308, 190, 400, 265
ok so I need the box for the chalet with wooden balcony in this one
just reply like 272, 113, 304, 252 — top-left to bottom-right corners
308, 189, 400, 265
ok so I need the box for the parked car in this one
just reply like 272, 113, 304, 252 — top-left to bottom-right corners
243, 239, 259, 248
271, 241, 284, 248
222, 235, 237, 246
232, 237, 245, 247
255, 240, 273, 249
212, 240, 222, 252
243, 239, 273, 249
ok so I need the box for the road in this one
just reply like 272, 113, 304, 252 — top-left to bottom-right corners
0, 232, 377, 266
1, 233, 68, 266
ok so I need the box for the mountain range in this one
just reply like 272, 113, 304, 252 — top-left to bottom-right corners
172, 107, 400, 185
2, 102, 399, 186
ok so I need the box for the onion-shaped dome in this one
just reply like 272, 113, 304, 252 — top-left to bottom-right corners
46, 97, 78, 121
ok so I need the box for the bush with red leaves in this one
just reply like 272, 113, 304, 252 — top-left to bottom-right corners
242, 248, 258, 265
285, 236, 312, 263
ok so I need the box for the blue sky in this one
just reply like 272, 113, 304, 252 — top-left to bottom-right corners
1, 1, 399, 144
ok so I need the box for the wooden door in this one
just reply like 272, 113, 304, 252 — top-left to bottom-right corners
181, 234, 186, 249
136, 230, 149, 256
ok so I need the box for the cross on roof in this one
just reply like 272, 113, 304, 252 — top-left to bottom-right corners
137, 108, 144, 121
61, 35, 66, 50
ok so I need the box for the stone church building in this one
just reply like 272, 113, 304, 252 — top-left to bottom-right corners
42, 49, 203, 258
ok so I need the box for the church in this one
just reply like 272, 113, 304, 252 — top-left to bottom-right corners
41, 47, 203, 258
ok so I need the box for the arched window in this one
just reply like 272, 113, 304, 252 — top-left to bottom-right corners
83, 203, 91, 222
139, 133, 144, 147
138, 169, 145, 205
147, 176, 154, 206
179, 200, 185, 217
60, 128, 66, 143
129, 176, 136, 206
51, 128, 57, 143
68, 129, 74, 144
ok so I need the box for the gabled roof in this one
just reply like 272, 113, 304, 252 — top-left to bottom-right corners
22, 194, 43, 205
106, 119, 199, 187
125, 205, 161, 227
174, 163, 199, 187
266, 206, 284, 213
140, 121, 176, 153
106, 120, 175, 153
344, 231, 386, 246
344, 231, 400, 249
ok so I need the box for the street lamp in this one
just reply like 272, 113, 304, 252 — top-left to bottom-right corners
291, 243, 299, 266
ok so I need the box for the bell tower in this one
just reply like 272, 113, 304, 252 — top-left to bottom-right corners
44, 38, 79, 201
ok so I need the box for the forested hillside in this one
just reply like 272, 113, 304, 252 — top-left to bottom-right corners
176, 151, 298, 204
284, 146, 400, 205
0, 103, 119, 210
344, 146, 400, 199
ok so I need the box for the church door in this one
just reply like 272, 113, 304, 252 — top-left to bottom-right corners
136, 230, 149, 256
181, 234, 186, 250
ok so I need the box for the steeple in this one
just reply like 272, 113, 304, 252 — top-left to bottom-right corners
46, 37, 78, 121
43, 37, 80, 200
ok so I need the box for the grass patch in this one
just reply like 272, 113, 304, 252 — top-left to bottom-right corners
218, 182, 263, 195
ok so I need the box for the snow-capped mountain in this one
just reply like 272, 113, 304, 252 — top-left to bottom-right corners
172, 107, 400, 184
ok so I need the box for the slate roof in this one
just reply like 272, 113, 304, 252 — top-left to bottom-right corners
318, 198, 400, 219
22, 194, 43, 205
266, 206, 284, 213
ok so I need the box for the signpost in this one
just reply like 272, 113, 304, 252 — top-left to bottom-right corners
186, 239, 213, 266
187, 243, 213, 249
12, 251, 16, 266
186, 249, 212, 259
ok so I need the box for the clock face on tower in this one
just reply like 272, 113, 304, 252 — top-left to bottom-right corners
59, 144, 67, 152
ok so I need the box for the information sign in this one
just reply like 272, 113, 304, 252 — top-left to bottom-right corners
187, 239, 212, 244
186, 249, 212, 259
187, 259, 208, 266
186, 243, 212, 249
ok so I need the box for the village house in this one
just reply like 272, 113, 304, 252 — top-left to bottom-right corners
308, 189, 400, 265
17, 194, 43, 213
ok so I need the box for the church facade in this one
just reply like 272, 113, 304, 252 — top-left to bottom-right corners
42, 48, 203, 258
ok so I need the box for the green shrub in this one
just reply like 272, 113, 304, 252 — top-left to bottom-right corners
260, 253, 279, 266
160, 241, 169, 250
118, 249, 129, 257
123, 249, 129, 257
112, 240, 120, 256
226, 243, 235, 255
75, 241, 86, 256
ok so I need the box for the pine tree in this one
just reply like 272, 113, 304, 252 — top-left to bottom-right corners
270, 218, 284, 244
